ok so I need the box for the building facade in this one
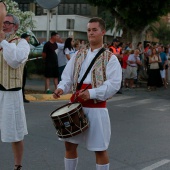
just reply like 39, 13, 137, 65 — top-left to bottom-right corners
14, 0, 116, 43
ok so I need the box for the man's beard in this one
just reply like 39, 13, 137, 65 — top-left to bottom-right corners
5, 29, 15, 40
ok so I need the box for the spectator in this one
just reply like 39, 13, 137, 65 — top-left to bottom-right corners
137, 42, 144, 61
164, 47, 169, 85
147, 47, 162, 91
125, 49, 142, 88
109, 38, 122, 61
104, 42, 109, 50
109, 38, 123, 93
63, 37, 75, 62
125, 42, 132, 51
56, 34, 66, 82
80, 40, 86, 49
122, 50, 129, 88
144, 43, 152, 71
158, 46, 168, 88
74, 40, 80, 51
42, 31, 59, 94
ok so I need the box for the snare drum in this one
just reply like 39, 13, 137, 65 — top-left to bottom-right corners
50, 103, 89, 138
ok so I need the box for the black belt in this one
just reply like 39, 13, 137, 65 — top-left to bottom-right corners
0, 84, 21, 91
128, 65, 136, 67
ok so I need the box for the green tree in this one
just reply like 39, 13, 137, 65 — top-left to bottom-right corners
87, 0, 170, 48
4, 0, 35, 35
152, 20, 170, 45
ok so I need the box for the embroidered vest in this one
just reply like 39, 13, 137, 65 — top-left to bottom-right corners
0, 34, 24, 90
73, 48, 112, 93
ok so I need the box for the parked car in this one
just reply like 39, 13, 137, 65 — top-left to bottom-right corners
27, 30, 44, 59
25, 30, 45, 75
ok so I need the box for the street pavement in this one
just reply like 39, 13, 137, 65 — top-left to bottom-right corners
0, 72, 170, 169
0, 82, 170, 169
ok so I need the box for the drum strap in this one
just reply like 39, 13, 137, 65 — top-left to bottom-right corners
77, 47, 106, 90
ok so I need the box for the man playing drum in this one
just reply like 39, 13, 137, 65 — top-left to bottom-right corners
53, 17, 122, 170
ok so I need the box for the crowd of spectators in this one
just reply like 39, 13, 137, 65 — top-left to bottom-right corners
42, 34, 170, 93
108, 40, 169, 91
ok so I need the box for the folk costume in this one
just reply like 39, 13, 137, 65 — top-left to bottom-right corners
0, 34, 30, 142
58, 47, 122, 149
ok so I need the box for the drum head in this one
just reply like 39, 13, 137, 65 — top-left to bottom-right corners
51, 103, 80, 117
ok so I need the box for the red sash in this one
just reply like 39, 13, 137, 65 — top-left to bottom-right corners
70, 84, 106, 108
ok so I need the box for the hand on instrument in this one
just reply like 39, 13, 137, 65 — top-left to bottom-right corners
78, 89, 90, 101
53, 88, 63, 99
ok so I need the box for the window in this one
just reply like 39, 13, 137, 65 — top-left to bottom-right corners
66, 19, 75, 29
80, 4, 90, 15
58, 3, 91, 15
35, 5, 43, 15
18, 3, 29, 12
62, 0, 86, 3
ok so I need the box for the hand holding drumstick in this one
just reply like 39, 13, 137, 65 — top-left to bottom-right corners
53, 88, 64, 99
73, 84, 91, 102
53, 84, 90, 101
77, 88, 90, 101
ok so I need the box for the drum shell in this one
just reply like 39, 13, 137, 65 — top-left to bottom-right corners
50, 103, 89, 138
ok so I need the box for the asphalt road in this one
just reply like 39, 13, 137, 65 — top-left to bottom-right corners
0, 87, 170, 170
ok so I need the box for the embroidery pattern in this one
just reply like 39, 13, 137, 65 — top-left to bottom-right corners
0, 34, 24, 89
73, 49, 112, 93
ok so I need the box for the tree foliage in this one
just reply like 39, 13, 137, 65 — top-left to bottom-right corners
88, 0, 170, 32
152, 21, 170, 45
4, 0, 35, 35
88, 0, 170, 47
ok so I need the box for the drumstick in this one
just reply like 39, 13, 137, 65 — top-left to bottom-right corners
72, 84, 91, 103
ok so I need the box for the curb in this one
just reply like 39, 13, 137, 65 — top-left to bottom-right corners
25, 94, 72, 101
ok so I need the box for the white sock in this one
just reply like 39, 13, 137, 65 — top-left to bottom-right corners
96, 163, 110, 170
64, 157, 78, 170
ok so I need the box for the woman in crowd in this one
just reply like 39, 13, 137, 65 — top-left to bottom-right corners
74, 40, 80, 52
125, 42, 132, 51
63, 37, 75, 62
164, 47, 169, 85
137, 42, 144, 61
147, 47, 162, 91
144, 43, 152, 72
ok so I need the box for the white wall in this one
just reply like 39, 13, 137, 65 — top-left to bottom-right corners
32, 14, 115, 36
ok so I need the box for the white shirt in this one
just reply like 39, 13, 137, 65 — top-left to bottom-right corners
58, 48, 122, 101
0, 38, 30, 69
128, 54, 140, 67
64, 48, 75, 62
56, 43, 67, 67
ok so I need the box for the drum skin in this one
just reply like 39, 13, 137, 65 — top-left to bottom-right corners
50, 103, 89, 138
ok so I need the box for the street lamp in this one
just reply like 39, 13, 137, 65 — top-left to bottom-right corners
36, 0, 61, 41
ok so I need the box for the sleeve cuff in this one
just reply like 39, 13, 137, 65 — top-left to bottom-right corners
88, 89, 96, 99
0, 40, 8, 46
57, 85, 65, 94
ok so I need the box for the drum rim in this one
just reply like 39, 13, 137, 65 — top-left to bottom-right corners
51, 107, 82, 119
50, 102, 82, 117
57, 123, 89, 138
